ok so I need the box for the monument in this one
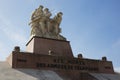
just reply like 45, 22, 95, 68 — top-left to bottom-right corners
2, 5, 120, 80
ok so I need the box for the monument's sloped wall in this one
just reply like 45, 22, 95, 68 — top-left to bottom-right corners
90, 73, 120, 80
6, 53, 13, 66
0, 62, 63, 80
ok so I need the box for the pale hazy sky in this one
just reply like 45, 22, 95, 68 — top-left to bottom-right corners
0, 0, 120, 72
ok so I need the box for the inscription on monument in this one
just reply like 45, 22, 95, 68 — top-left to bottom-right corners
16, 55, 99, 72
35, 58, 99, 72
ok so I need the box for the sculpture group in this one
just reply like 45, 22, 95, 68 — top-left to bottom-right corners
29, 5, 66, 40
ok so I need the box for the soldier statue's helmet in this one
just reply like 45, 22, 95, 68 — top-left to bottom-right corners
39, 5, 43, 9
59, 12, 63, 15
44, 8, 49, 11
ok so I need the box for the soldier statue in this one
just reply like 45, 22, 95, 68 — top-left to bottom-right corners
29, 5, 66, 40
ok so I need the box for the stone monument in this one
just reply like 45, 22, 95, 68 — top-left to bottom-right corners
3, 5, 120, 80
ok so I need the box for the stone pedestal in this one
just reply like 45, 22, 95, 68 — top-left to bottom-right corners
26, 36, 73, 58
